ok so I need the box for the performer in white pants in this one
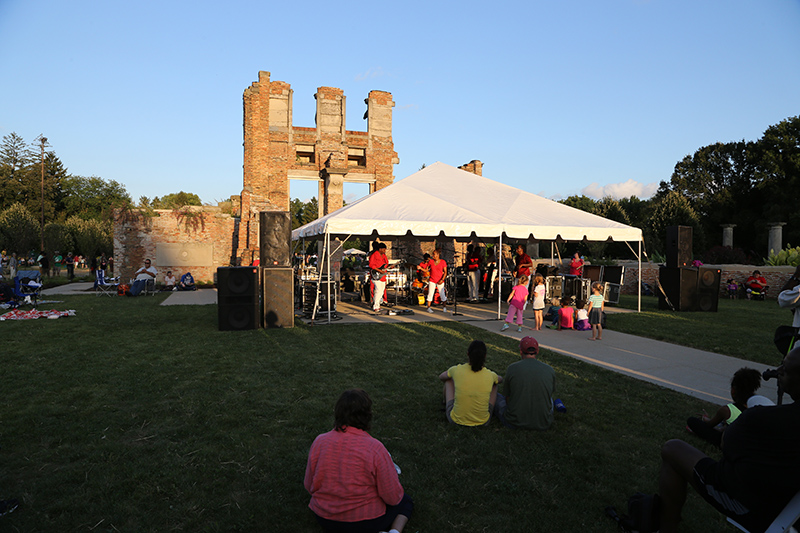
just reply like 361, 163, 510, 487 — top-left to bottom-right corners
426, 249, 448, 313
369, 242, 388, 313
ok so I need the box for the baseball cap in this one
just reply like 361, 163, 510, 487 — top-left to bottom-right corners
520, 336, 539, 355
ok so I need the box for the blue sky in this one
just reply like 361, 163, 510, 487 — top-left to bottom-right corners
1, 1, 798, 206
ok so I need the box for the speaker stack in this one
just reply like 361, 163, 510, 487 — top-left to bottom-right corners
658, 226, 720, 312
696, 267, 721, 312
217, 266, 260, 330
259, 211, 294, 328
666, 225, 693, 268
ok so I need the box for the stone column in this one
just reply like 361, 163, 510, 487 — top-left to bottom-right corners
721, 224, 736, 248
768, 222, 786, 257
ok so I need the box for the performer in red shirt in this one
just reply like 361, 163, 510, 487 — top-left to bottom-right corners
426, 249, 448, 313
568, 252, 584, 277
368, 242, 389, 313
304, 389, 413, 532
466, 244, 482, 302
513, 244, 533, 280
416, 253, 431, 283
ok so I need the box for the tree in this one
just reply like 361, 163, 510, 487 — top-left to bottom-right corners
0, 202, 40, 256
667, 140, 758, 254
755, 115, 800, 249
646, 191, 703, 257
151, 191, 202, 209
560, 195, 597, 214
43, 222, 71, 257
0, 133, 35, 209
60, 175, 131, 220
65, 216, 112, 259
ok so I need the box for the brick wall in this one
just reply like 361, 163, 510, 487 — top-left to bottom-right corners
114, 207, 236, 284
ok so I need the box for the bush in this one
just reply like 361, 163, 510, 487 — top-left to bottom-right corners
701, 245, 755, 265
765, 245, 800, 266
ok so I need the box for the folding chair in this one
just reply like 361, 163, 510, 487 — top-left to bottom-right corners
94, 270, 118, 296
13, 270, 41, 306
128, 277, 156, 296
727, 490, 800, 533
142, 278, 156, 296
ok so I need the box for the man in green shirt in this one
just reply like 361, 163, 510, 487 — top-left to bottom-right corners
496, 336, 555, 430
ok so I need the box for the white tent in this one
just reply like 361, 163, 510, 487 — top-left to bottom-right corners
292, 162, 643, 319
293, 162, 642, 242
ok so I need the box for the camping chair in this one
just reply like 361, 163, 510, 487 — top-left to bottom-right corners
128, 277, 156, 296
94, 270, 118, 296
727, 489, 800, 533
13, 270, 41, 306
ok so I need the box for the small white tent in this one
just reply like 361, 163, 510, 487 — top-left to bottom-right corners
292, 162, 643, 318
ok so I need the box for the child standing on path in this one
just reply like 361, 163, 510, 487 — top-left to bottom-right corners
531, 274, 546, 330
588, 282, 605, 340
502, 275, 529, 333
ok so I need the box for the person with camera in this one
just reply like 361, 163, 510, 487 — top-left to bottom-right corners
657, 344, 800, 533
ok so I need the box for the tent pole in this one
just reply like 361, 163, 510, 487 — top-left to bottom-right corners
497, 234, 502, 319
638, 240, 642, 313
326, 231, 332, 324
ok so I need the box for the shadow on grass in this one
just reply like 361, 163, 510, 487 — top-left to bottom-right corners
0, 296, 733, 532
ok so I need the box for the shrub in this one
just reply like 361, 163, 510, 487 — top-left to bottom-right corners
701, 245, 754, 265
765, 245, 800, 266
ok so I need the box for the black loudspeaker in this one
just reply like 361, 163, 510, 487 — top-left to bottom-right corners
602, 266, 624, 285
658, 266, 697, 312
259, 211, 291, 267
218, 266, 260, 330
262, 267, 294, 328
696, 267, 721, 312
666, 226, 693, 268
583, 265, 603, 283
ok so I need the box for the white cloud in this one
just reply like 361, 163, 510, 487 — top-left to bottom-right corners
580, 179, 658, 200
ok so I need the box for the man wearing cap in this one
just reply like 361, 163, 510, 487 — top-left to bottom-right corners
495, 336, 556, 430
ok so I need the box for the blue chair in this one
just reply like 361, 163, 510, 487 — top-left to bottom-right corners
13, 270, 41, 306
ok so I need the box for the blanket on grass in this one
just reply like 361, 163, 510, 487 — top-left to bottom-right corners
0, 309, 76, 321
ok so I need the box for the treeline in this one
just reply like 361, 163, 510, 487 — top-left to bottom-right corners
0, 132, 203, 260
560, 115, 800, 264
0, 133, 133, 259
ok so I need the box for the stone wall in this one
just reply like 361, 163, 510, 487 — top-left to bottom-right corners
114, 207, 236, 283
596, 261, 796, 300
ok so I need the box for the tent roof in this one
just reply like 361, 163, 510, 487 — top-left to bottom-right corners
291, 162, 643, 242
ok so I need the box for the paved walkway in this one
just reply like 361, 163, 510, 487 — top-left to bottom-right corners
40, 284, 783, 406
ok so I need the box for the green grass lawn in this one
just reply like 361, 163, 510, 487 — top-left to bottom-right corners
612, 293, 789, 366
0, 294, 743, 532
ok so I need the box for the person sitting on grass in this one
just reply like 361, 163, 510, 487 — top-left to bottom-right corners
304, 389, 413, 533
178, 271, 196, 291
494, 336, 556, 431
164, 271, 176, 291
656, 345, 800, 533
574, 300, 591, 331
543, 297, 561, 327
439, 340, 502, 427
686, 367, 763, 448
556, 300, 575, 330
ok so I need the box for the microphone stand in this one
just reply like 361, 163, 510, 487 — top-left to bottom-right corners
450, 259, 463, 316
